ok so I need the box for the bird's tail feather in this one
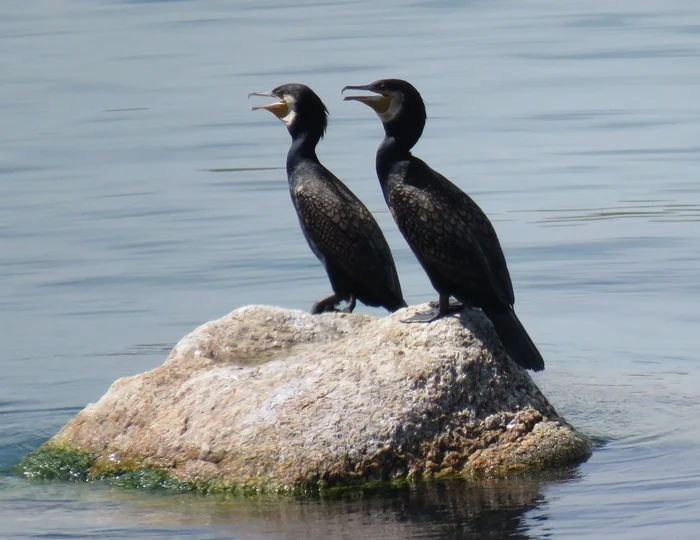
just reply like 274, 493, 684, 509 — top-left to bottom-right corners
485, 308, 545, 372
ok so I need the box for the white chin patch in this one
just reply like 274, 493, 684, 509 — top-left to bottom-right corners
378, 91, 403, 123
282, 94, 297, 128
282, 109, 297, 128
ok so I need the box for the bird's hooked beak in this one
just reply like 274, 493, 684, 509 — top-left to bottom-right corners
249, 91, 289, 119
342, 85, 391, 114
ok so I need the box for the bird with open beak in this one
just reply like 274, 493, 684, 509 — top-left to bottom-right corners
247, 83, 407, 315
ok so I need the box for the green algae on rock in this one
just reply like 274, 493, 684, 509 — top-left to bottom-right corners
18, 446, 96, 482
23, 304, 592, 492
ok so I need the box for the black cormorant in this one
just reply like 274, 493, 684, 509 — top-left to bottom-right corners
342, 79, 544, 371
250, 83, 406, 314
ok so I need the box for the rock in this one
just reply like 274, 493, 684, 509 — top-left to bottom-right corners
38, 304, 591, 492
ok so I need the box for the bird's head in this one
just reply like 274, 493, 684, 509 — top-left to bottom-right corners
250, 83, 328, 140
342, 78, 426, 147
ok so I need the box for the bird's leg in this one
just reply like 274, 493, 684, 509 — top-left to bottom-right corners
442, 297, 467, 314
402, 294, 463, 323
311, 294, 343, 314
341, 295, 357, 313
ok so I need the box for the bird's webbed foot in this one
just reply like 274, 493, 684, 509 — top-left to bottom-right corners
402, 308, 443, 323
427, 298, 465, 311
311, 294, 343, 314
402, 295, 465, 323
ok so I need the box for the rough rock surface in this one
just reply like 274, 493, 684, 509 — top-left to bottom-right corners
48, 304, 591, 491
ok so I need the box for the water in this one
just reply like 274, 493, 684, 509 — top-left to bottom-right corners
2, 0, 699, 537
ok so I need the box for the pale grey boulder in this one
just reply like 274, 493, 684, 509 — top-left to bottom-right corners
48, 304, 591, 491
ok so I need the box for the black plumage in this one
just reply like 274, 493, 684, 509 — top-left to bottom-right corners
343, 79, 544, 371
250, 83, 406, 314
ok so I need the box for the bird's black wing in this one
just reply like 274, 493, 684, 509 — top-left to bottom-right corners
390, 158, 514, 307
291, 167, 403, 302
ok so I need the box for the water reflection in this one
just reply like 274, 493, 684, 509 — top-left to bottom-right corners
1, 472, 580, 539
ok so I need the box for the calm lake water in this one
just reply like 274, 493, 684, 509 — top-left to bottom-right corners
2, 0, 700, 537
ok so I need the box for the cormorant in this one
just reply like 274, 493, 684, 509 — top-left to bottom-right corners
250, 83, 407, 314
342, 79, 544, 371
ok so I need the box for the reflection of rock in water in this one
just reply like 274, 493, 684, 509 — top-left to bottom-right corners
156, 472, 576, 538
84, 469, 577, 539
389, 475, 563, 538
32, 305, 590, 491
298, 472, 577, 539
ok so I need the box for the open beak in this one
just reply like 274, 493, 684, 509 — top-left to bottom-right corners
249, 91, 289, 119
342, 85, 391, 114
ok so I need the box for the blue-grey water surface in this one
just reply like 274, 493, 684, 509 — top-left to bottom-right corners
2, 0, 700, 537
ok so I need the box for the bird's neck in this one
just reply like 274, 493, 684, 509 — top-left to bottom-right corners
287, 132, 320, 173
376, 136, 411, 184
